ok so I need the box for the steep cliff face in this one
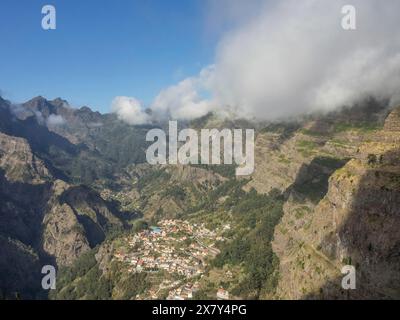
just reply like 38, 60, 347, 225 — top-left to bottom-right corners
0, 131, 53, 247
0, 126, 124, 266
41, 179, 124, 266
272, 106, 400, 299
0, 132, 51, 183
42, 180, 91, 266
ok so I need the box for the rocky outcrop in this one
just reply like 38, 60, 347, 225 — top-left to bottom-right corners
42, 180, 124, 266
42, 202, 91, 267
95, 242, 114, 274
41, 180, 91, 266
383, 106, 400, 131
0, 132, 51, 183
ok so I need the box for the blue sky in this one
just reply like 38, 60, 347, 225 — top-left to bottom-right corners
0, 0, 217, 112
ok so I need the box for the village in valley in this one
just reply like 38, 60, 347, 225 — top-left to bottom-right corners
112, 219, 232, 300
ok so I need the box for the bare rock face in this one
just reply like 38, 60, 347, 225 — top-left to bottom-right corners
42, 201, 91, 266
41, 180, 89, 266
42, 180, 123, 266
0, 132, 51, 183
95, 242, 114, 274
0, 132, 53, 258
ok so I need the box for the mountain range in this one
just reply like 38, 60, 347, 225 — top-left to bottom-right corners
0, 95, 399, 299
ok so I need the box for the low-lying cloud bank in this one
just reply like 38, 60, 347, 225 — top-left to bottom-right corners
112, 0, 400, 124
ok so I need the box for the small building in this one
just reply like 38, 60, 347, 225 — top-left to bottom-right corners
217, 288, 229, 300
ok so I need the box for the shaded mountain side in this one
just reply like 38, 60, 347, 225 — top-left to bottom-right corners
0, 127, 124, 249
0, 169, 54, 299
0, 236, 43, 300
58, 185, 125, 245
305, 148, 400, 299
286, 156, 349, 204
0, 129, 128, 298
303, 107, 400, 299
0, 169, 51, 245
0, 97, 13, 133
272, 106, 400, 299
0, 169, 126, 297
41, 180, 125, 267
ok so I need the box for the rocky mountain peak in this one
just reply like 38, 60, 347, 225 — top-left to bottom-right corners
50, 97, 70, 109
23, 96, 60, 117
22, 96, 72, 120
0, 131, 51, 183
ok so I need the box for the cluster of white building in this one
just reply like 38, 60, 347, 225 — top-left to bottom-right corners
166, 281, 201, 300
113, 219, 233, 300
113, 219, 223, 278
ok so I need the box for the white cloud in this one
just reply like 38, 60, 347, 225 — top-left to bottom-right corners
9, 104, 47, 124
151, 66, 215, 121
113, 0, 400, 123
208, 0, 400, 120
47, 114, 66, 126
111, 96, 150, 125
